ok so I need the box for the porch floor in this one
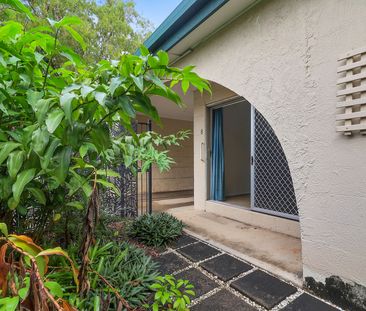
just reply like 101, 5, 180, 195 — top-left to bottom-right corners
166, 205, 303, 286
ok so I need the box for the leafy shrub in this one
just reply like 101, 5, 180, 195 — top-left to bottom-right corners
127, 213, 184, 247
83, 241, 159, 309
149, 275, 195, 311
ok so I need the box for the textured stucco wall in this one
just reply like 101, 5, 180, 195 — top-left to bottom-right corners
178, 0, 366, 286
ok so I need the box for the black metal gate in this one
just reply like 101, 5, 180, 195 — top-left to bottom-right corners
101, 120, 152, 218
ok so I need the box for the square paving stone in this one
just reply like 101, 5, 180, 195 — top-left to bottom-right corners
155, 252, 190, 275
191, 289, 257, 311
170, 234, 198, 249
177, 242, 221, 262
175, 268, 219, 298
200, 254, 252, 281
230, 270, 297, 309
282, 293, 339, 311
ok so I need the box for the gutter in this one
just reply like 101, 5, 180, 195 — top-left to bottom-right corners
139, 0, 229, 54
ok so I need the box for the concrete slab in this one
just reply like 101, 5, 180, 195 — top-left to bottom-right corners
282, 293, 339, 311
167, 206, 302, 284
177, 242, 221, 262
200, 254, 252, 281
175, 268, 219, 298
170, 234, 198, 249
231, 270, 297, 309
155, 252, 189, 275
191, 289, 257, 311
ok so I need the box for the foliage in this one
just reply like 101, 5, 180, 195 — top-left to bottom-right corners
0, 0, 153, 62
127, 212, 184, 247
0, 0, 209, 235
0, 0, 209, 307
86, 241, 159, 309
149, 275, 195, 311
0, 222, 78, 310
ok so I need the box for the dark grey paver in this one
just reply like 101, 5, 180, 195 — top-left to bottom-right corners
200, 254, 252, 281
282, 293, 339, 311
230, 270, 297, 309
177, 242, 221, 262
175, 268, 219, 298
155, 252, 189, 275
191, 289, 257, 311
170, 234, 198, 249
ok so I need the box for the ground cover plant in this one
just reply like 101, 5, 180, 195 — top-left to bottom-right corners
127, 212, 184, 248
0, 0, 209, 309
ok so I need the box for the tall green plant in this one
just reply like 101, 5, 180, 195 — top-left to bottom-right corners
0, 0, 210, 299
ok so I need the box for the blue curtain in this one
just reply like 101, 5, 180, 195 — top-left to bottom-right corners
210, 108, 225, 201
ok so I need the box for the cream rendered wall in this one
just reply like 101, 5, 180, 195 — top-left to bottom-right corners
179, 0, 366, 286
137, 116, 193, 193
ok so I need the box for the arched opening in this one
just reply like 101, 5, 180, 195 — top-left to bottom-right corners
150, 80, 302, 283
209, 97, 298, 220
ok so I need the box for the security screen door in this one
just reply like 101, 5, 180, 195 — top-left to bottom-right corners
251, 108, 298, 220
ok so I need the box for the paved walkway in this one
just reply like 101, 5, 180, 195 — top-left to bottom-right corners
155, 234, 342, 311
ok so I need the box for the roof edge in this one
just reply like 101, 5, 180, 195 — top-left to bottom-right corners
140, 0, 229, 54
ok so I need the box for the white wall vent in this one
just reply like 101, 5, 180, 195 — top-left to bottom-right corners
337, 46, 366, 135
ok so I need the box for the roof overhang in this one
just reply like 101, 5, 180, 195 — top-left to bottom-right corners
142, 0, 261, 64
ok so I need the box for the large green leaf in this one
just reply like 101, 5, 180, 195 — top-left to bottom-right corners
41, 138, 60, 170
64, 25, 86, 51
31, 127, 50, 155
28, 187, 46, 205
60, 93, 76, 123
7, 150, 25, 179
0, 222, 8, 237
46, 108, 64, 133
54, 147, 72, 184
12, 168, 36, 203
1, 0, 35, 21
0, 142, 21, 165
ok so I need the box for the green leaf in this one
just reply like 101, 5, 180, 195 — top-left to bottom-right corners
139, 45, 149, 56
81, 85, 94, 99
12, 168, 36, 203
0, 142, 21, 165
28, 187, 46, 205
96, 169, 120, 178
44, 281, 63, 298
60, 93, 76, 123
6, 150, 25, 179
131, 74, 144, 91
64, 25, 86, 51
1, 0, 35, 21
181, 80, 189, 94
46, 108, 64, 133
54, 16, 81, 28
79, 143, 97, 158
157, 50, 169, 66
0, 21, 23, 41
41, 138, 60, 170
0, 223, 8, 237
0, 296, 19, 311
94, 91, 107, 106
54, 147, 72, 184
31, 127, 50, 155
66, 201, 84, 210
96, 179, 121, 196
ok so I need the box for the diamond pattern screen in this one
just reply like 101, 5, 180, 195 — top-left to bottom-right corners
254, 110, 298, 218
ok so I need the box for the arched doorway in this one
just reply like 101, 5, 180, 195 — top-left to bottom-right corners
208, 96, 298, 220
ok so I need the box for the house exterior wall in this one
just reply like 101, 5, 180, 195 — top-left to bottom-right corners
137, 116, 193, 193
177, 0, 366, 287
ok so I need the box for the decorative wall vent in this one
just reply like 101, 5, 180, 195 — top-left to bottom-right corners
337, 46, 366, 135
